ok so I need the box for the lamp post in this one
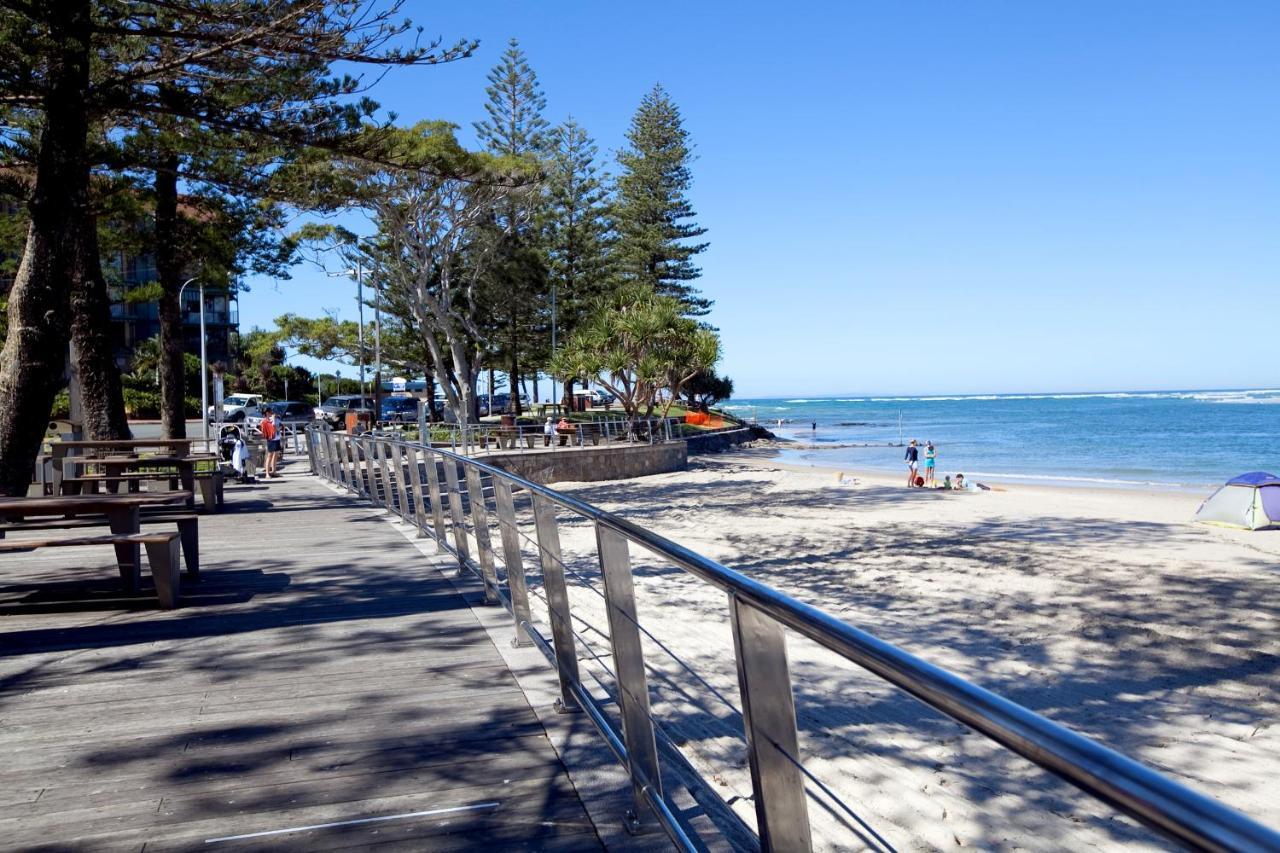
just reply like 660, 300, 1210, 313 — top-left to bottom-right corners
327, 262, 365, 398
329, 259, 380, 417
178, 277, 208, 442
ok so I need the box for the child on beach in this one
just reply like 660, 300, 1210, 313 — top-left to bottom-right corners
924, 441, 937, 486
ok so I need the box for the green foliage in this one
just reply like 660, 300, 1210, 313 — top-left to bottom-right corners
472, 39, 551, 413
682, 369, 735, 407
540, 119, 615, 351
275, 313, 363, 366
474, 38, 550, 159
550, 283, 720, 430
613, 85, 710, 316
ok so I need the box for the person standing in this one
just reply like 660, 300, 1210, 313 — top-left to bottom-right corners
261, 407, 282, 478
904, 439, 919, 487
543, 416, 555, 447
924, 441, 937, 487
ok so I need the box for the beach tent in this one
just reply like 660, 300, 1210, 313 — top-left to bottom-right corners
1194, 472, 1280, 530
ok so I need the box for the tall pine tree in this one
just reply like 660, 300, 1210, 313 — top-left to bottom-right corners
613, 84, 710, 316
540, 118, 613, 403
473, 38, 549, 414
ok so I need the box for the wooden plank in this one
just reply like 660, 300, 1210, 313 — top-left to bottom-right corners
0, 473, 603, 851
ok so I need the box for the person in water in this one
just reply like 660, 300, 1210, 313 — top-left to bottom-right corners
924, 441, 937, 487
904, 439, 919, 487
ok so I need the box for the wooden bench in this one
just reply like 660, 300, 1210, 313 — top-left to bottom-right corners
0, 531, 183, 608
1, 512, 199, 578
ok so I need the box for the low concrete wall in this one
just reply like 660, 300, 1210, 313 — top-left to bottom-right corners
684, 426, 761, 455
480, 441, 687, 485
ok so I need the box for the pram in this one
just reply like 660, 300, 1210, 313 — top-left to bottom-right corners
219, 424, 256, 483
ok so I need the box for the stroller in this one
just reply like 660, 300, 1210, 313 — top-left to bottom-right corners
219, 424, 256, 483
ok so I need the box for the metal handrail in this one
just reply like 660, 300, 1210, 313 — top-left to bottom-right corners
305, 424, 1280, 853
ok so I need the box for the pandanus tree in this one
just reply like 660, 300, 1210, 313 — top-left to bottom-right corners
550, 283, 719, 437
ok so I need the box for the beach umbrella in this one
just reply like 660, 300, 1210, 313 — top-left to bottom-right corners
1193, 472, 1280, 530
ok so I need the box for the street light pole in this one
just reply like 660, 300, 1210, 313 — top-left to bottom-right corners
551, 279, 557, 409
179, 277, 208, 442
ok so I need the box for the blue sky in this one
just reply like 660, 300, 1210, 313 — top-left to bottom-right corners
241, 2, 1280, 398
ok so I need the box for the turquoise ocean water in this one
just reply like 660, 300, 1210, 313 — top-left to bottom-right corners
722, 389, 1279, 490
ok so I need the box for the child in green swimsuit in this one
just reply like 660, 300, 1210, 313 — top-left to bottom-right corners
924, 441, 937, 486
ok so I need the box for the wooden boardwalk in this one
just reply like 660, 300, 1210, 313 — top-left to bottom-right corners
0, 469, 604, 851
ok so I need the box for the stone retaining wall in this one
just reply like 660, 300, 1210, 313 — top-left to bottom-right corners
480, 441, 687, 485
683, 426, 762, 455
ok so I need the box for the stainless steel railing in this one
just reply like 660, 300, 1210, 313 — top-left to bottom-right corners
412, 414, 685, 456
305, 424, 1280, 853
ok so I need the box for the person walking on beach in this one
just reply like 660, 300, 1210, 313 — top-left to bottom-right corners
904, 438, 919, 487
924, 441, 937, 487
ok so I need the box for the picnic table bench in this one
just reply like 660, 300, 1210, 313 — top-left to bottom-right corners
0, 492, 195, 608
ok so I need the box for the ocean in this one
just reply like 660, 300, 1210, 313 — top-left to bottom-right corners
722, 389, 1280, 490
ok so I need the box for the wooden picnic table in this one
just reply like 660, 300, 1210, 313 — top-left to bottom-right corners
0, 492, 193, 594
49, 438, 197, 496
60, 453, 222, 511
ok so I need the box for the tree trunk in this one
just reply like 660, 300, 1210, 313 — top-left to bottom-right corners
508, 353, 521, 415
71, 235, 130, 440
423, 352, 437, 421
0, 2, 91, 495
154, 152, 186, 438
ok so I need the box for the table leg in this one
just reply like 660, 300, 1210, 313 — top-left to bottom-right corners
105, 506, 141, 591
105, 462, 124, 494
178, 461, 196, 509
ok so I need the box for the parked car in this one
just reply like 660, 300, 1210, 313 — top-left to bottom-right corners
208, 393, 263, 424
380, 396, 421, 423
316, 394, 375, 427
479, 392, 532, 415
244, 400, 315, 433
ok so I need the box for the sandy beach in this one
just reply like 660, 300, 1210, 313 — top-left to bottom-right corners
529, 446, 1280, 850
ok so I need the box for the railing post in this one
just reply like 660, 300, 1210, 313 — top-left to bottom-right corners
356, 435, 372, 498
464, 465, 500, 604
365, 437, 383, 506
492, 477, 533, 646
402, 443, 429, 537
729, 594, 813, 852
343, 434, 358, 493
531, 493, 581, 713
441, 456, 470, 573
393, 442, 412, 522
422, 450, 448, 544
595, 524, 663, 830
377, 437, 394, 511
326, 431, 341, 485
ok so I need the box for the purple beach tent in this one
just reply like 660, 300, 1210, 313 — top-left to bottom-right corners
1193, 472, 1280, 530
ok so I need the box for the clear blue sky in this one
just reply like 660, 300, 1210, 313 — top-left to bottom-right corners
240, 2, 1280, 398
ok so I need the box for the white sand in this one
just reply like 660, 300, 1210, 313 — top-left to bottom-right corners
521, 448, 1280, 850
